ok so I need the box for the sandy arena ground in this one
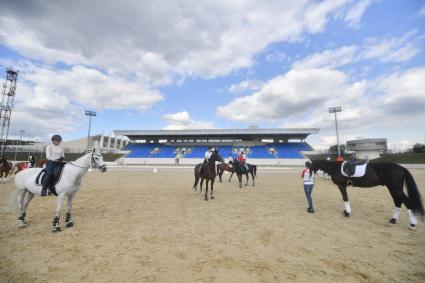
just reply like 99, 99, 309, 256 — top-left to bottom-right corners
1, 168, 425, 282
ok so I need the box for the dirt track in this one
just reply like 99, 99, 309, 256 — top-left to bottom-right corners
1, 169, 425, 282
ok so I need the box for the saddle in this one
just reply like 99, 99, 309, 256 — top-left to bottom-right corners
341, 161, 367, 178
35, 162, 66, 196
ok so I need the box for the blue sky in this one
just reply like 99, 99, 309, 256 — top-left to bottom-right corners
0, 0, 424, 151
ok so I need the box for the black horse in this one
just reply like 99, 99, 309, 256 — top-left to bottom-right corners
193, 150, 223, 201
232, 159, 257, 188
216, 161, 257, 185
312, 160, 424, 230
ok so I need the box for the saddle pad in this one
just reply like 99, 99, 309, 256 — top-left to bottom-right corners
341, 161, 367, 177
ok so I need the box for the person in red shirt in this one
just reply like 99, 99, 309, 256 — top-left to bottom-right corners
237, 151, 248, 172
301, 161, 315, 213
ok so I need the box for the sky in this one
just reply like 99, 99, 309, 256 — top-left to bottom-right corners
0, 0, 424, 151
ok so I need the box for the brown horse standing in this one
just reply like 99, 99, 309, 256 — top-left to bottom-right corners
216, 162, 235, 182
35, 159, 47, 168
193, 150, 223, 201
0, 157, 13, 183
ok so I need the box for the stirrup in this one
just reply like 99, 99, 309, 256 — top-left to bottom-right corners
347, 179, 353, 186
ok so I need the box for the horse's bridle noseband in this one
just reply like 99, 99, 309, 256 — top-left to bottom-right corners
67, 151, 106, 171
91, 153, 106, 171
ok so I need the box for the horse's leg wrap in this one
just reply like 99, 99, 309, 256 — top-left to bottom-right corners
344, 201, 352, 214
389, 207, 401, 224
52, 216, 61, 232
65, 212, 73, 228
18, 213, 27, 228
407, 209, 417, 229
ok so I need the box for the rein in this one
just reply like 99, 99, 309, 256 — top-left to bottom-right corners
66, 152, 105, 170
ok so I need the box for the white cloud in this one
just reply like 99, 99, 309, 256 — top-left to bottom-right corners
228, 79, 264, 93
218, 63, 425, 145
362, 30, 422, 63
344, 0, 375, 27
217, 68, 356, 121
1, 61, 164, 138
162, 111, 191, 124
21, 65, 163, 112
0, 0, 365, 81
291, 31, 423, 73
162, 111, 215, 130
304, 0, 349, 33
293, 45, 358, 69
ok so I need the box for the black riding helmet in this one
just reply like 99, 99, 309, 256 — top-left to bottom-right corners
51, 134, 62, 142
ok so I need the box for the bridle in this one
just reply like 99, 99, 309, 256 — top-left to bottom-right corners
67, 151, 106, 171
90, 152, 106, 170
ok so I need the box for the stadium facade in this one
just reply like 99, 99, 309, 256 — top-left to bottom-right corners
346, 138, 387, 159
114, 127, 319, 166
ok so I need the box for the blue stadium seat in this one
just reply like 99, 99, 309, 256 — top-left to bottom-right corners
123, 142, 313, 159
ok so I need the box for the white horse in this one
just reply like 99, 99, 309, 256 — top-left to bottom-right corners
14, 147, 107, 232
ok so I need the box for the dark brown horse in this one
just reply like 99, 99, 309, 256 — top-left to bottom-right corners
312, 160, 424, 230
228, 159, 257, 188
216, 161, 257, 186
0, 157, 13, 183
193, 150, 223, 201
216, 162, 235, 182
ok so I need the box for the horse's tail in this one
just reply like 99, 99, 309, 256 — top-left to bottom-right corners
404, 168, 424, 219
216, 164, 220, 175
193, 165, 200, 188
253, 165, 257, 177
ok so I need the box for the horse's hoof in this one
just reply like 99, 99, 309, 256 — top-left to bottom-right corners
52, 227, 61, 233
343, 210, 350, 217
18, 220, 27, 228
409, 224, 417, 231
389, 218, 397, 224
204, 198, 208, 201
66, 222, 74, 228
211, 196, 215, 200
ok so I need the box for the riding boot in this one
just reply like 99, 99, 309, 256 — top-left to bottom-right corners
41, 175, 51, 197
41, 184, 49, 197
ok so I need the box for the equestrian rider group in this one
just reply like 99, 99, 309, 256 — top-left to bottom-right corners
201, 146, 248, 173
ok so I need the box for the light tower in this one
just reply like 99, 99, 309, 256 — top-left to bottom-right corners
85, 110, 96, 150
0, 68, 19, 154
328, 106, 342, 156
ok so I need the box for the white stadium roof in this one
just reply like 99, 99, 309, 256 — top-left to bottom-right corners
114, 128, 320, 141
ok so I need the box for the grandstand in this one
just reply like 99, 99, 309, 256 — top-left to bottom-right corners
114, 127, 319, 166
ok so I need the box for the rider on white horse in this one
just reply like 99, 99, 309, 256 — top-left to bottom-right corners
42, 135, 65, 197
14, 146, 107, 232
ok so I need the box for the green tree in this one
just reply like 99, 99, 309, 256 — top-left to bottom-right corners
412, 143, 425, 153
329, 144, 345, 155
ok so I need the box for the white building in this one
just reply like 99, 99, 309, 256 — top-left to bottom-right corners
346, 138, 388, 160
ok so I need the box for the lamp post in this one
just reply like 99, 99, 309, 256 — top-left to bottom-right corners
14, 129, 24, 161
328, 106, 342, 156
85, 110, 96, 150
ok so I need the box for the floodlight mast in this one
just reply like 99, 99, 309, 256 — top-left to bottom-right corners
85, 110, 96, 150
329, 106, 342, 157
